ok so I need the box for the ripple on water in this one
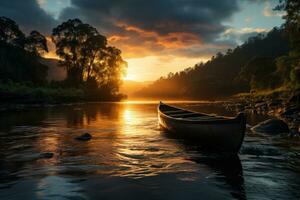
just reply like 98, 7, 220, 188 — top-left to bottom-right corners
0, 102, 300, 200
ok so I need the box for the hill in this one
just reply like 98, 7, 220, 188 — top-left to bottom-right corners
120, 80, 152, 99
134, 28, 289, 100
39, 58, 66, 81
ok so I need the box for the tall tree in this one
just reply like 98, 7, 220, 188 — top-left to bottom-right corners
0, 17, 49, 84
0, 16, 25, 47
52, 19, 107, 86
276, 0, 300, 88
52, 19, 127, 94
25, 31, 48, 56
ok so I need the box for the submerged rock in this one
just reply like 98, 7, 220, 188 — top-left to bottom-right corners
75, 133, 92, 141
251, 119, 289, 135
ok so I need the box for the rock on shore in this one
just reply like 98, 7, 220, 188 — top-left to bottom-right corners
251, 119, 290, 135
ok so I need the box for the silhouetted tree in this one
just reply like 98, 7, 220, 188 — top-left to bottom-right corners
25, 31, 48, 56
52, 19, 127, 93
0, 17, 48, 84
0, 16, 25, 48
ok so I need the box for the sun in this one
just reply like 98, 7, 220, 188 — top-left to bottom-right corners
122, 73, 136, 81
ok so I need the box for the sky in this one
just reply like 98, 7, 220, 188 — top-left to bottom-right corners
0, 0, 284, 81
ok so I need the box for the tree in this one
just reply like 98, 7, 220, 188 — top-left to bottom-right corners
0, 17, 48, 84
276, 0, 300, 88
0, 17, 48, 56
0, 16, 25, 47
277, 0, 300, 50
25, 31, 48, 56
52, 19, 127, 95
52, 19, 107, 85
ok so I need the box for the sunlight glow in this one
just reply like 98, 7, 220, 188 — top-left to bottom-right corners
122, 73, 136, 81
123, 109, 134, 123
125, 56, 209, 81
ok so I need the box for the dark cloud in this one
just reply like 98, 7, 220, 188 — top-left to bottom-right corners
57, 0, 249, 58
0, 0, 56, 34
0, 0, 269, 58
60, 0, 240, 42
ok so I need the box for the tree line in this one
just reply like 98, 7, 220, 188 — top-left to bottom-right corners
0, 17, 127, 101
134, 0, 299, 100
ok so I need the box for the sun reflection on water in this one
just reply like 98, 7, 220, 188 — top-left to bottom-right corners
123, 109, 134, 124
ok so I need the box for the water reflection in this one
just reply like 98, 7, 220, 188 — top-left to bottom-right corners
0, 102, 299, 200
164, 131, 246, 200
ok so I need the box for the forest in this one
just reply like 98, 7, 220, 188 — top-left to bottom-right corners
134, 0, 300, 100
0, 17, 127, 103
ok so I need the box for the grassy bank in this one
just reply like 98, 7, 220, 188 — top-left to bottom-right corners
0, 81, 125, 104
234, 87, 292, 101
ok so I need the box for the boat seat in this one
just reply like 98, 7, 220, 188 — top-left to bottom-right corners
186, 116, 224, 120
164, 110, 187, 114
170, 113, 198, 117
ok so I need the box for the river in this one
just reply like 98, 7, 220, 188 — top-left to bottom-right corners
0, 102, 299, 200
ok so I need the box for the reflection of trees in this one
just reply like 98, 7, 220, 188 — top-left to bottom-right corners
0, 109, 46, 132
64, 103, 124, 127
0, 109, 47, 189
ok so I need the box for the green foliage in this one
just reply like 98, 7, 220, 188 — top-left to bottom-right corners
238, 57, 281, 90
276, 0, 300, 89
0, 81, 84, 103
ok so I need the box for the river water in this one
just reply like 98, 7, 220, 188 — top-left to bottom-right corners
0, 102, 299, 200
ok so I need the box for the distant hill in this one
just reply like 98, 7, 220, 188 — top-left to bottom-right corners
120, 80, 152, 99
39, 58, 67, 81
134, 28, 289, 100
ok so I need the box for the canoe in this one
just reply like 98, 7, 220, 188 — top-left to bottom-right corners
158, 102, 246, 153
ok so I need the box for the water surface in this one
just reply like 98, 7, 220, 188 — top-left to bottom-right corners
0, 102, 299, 200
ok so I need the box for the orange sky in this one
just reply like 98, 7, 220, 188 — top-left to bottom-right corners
44, 26, 211, 82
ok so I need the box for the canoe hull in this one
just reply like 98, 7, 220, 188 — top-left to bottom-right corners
158, 104, 246, 153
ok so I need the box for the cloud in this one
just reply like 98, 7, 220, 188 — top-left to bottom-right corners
0, 0, 56, 33
218, 27, 269, 45
263, 1, 285, 17
60, 0, 241, 40
0, 0, 276, 60
56, 0, 247, 58
244, 17, 253, 23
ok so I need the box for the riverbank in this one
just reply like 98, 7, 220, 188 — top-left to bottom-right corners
225, 87, 300, 135
0, 81, 126, 108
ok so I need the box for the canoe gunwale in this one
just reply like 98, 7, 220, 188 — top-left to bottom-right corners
158, 102, 244, 125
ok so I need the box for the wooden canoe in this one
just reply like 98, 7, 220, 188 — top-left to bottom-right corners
158, 102, 246, 153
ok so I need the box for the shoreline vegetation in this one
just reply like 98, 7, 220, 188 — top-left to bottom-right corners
0, 17, 127, 104
0, 81, 125, 106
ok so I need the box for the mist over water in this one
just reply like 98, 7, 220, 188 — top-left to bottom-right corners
0, 102, 299, 200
